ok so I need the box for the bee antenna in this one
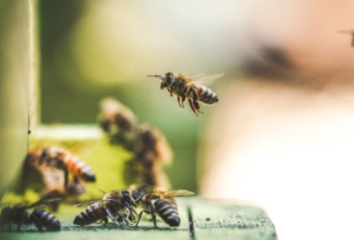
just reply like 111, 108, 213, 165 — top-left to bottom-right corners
147, 75, 164, 81
99, 189, 107, 194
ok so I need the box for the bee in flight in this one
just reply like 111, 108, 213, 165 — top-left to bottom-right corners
130, 184, 194, 227
148, 72, 223, 116
73, 190, 141, 228
0, 199, 61, 232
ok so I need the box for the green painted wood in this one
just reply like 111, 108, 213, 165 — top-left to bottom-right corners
0, 0, 38, 197
0, 197, 276, 240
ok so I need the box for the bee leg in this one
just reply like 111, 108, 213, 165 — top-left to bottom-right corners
177, 96, 182, 107
192, 88, 204, 114
149, 205, 158, 228
105, 209, 122, 228
117, 213, 129, 226
181, 95, 185, 108
31, 213, 44, 232
167, 89, 173, 97
135, 210, 151, 227
188, 99, 199, 117
103, 217, 108, 224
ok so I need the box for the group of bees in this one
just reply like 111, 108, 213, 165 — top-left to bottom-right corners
0, 72, 221, 231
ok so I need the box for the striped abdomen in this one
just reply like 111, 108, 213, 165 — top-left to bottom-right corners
65, 156, 96, 182
73, 203, 106, 226
154, 199, 180, 227
30, 209, 61, 231
195, 85, 218, 105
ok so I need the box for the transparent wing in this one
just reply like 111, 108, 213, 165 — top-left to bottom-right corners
189, 72, 224, 85
74, 199, 116, 208
164, 190, 195, 198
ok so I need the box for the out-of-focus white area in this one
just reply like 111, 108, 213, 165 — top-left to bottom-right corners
200, 80, 354, 240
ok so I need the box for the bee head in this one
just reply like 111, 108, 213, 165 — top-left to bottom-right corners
160, 72, 174, 90
147, 73, 174, 90
122, 190, 137, 207
0, 207, 11, 226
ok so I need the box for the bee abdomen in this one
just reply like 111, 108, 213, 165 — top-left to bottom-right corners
73, 203, 105, 226
155, 199, 180, 227
31, 209, 61, 231
197, 85, 218, 105
66, 156, 96, 182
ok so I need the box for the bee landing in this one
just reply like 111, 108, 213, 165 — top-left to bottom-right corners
147, 72, 222, 116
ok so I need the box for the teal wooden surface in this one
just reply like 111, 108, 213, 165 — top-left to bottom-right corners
0, 197, 276, 240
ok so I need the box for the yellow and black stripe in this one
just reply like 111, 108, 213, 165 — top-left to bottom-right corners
196, 85, 218, 105
31, 209, 61, 231
154, 199, 180, 227
73, 203, 106, 226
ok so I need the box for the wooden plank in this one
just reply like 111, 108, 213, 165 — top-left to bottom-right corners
0, 197, 276, 240
0, 0, 38, 197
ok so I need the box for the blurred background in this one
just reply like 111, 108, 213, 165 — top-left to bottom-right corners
2, 0, 354, 239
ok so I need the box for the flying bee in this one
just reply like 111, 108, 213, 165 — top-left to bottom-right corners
26, 146, 96, 187
148, 72, 223, 116
73, 190, 141, 227
131, 185, 194, 227
0, 199, 61, 232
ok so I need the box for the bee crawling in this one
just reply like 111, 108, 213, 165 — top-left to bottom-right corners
148, 72, 223, 116
0, 199, 61, 232
73, 190, 142, 228
130, 185, 194, 228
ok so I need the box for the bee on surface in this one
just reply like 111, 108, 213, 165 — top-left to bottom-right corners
0, 199, 61, 232
26, 146, 96, 187
148, 72, 223, 116
73, 190, 141, 227
130, 185, 194, 227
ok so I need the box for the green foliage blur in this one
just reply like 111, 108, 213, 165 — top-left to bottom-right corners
38, 1, 222, 193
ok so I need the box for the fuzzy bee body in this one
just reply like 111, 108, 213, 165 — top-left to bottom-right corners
27, 146, 96, 187
0, 201, 61, 231
73, 190, 140, 227
154, 198, 180, 227
131, 185, 194, 228
148, 72, 223, 116
73, 203, 107, 226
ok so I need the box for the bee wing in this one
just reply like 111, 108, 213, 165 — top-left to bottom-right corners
188, 72, 224, 85
27, 198, 62, 209
165, 190, 195, 198
74, 199, 116, 208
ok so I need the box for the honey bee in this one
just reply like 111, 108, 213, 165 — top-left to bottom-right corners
98, 98, 172, 188
0, 199, 61, 232
73, 190, 141, 227
148, 72, 223, 116
130, 185, 194, 227
40, 175, 86, 211
26, 146, 96, 187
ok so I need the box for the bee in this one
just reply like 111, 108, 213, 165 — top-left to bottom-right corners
73, 190, 141, 227
98, 98, 172, 188
26, 146, 96, 187
40, 175, 86, 211
148, 72, 223, 116
0, 199, 61, 232
131, 185, 194, 227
